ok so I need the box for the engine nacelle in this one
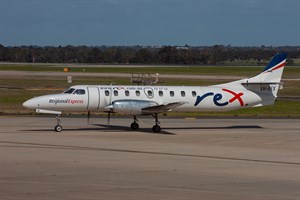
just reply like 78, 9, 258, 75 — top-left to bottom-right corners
112, 100, 157, 115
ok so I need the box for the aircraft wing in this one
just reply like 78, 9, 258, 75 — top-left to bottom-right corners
142, 102, 185, 114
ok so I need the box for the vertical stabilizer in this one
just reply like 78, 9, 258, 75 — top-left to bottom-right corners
241, 53, 288, 106
249, 53, 287, 83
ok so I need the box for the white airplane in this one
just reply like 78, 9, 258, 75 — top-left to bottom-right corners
23, 53, 287, 133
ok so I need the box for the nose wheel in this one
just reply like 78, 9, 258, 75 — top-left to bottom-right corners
55, 124, 63, 132
54, 115, 63, 132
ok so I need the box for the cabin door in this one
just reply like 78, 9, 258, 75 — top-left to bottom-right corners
87, 87, 100, 110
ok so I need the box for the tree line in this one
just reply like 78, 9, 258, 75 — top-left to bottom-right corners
0, 44, 299, 65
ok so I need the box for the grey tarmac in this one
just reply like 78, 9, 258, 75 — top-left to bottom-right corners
0, 116, 299, 200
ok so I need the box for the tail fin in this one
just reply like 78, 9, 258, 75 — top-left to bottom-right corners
242, 53, 288, 106
250, 52, 287, 83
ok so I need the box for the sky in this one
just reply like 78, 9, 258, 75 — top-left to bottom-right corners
0, 0, 299, 46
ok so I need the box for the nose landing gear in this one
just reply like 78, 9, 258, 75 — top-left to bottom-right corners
54, 115, 62, 132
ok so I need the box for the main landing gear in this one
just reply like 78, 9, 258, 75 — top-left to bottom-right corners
152, 114, 161, 133
130, 114, 161, 133
54, 114, 63, 132
131, 116, 139, 130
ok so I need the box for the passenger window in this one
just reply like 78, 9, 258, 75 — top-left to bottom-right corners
74, 89, 85, 95
192, 91, 197, 97
181, 91, 185, 97
136, 90, 140, 96
170, 91, 174, 97
147, 90, 153, 96
125, 90, 130, 96
114, 90, 118, 96
105, 90, 109, 96
159, 91, 163, 97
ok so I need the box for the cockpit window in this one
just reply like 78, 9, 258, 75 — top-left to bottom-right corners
74, 89, 86, 95
63, 88, 75, 94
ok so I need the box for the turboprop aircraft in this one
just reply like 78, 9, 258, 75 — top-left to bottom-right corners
23, 53, 287, 133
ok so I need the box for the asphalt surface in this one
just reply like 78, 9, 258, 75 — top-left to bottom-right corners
0, 116, 299, 200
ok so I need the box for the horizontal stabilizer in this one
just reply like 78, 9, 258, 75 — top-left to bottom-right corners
241, 82, 282, 86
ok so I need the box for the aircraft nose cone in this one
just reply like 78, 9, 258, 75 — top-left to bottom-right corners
23, 99, 37, 109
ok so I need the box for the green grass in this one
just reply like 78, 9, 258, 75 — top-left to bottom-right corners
1, 64, 299, 78
0, 64, 299, 116
1, 76, 298, 96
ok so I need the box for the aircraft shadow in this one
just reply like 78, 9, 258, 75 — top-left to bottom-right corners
20, 124, 175, 135
20, 124, 262, 135
92, 124, 176, 135
93, 124, 262, 130
164, 125, 263, 130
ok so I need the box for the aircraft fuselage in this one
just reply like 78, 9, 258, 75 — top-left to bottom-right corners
23, 85, 262, 114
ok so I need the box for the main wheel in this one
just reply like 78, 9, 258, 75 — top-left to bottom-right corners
131, 122, 139, 130
54, 125, 63, 132
152, 125, 161, 133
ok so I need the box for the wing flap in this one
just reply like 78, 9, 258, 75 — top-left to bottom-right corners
142, 102, 185, 114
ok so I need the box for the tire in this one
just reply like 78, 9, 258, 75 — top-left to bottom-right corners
54, 125, 63, 132
131, 122, 139, 130
152, 125, 161, 133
